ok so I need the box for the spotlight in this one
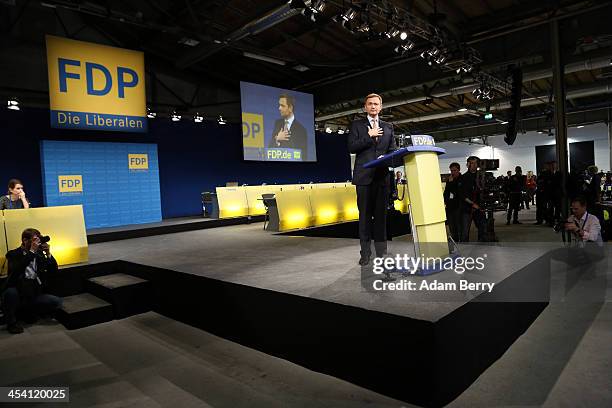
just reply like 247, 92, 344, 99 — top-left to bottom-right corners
428, 47, 439, 56
452, 141, 458, 144
457, 107, 468, 112
501, 120, 509, 124
385, 28, 400, 38
341, 8, 357, 21
194, 113, 204, 123
435, 55, 447, 64
537, 130, 544, 134
399, 31, 408, 40
312, 0, 326, 13
394, 44, 412, 55
577, 125, 585, 128
218, 115, 227, 125
404, 39, 415, 50
146, 107, 156, 118
7, 98, 19, 111
325, 127, 332, 133
171, 111, 181, 122
356, 23, 370, 33
337, 128, 345, 134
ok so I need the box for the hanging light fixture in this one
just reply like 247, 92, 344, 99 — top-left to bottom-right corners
7, 98, 19, 111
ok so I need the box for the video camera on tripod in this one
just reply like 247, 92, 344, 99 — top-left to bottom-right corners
476, 159, 506, 212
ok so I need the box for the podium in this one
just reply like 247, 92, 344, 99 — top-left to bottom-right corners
364, 136, 449, 274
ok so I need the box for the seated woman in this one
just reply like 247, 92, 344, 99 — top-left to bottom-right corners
0, 179, 30, 210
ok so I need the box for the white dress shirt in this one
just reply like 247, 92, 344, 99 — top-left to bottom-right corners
568, 211, 603, 244
367, 115, 379, 129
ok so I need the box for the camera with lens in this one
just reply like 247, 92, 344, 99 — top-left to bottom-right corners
40, 235, 51, 243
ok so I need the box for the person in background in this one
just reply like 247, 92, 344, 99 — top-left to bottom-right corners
584, 165, 601, 210
461, 156, 486, 242
503, 170, 512, 211
526, 172, 537, 206
506, 166, 525, 225
0, 179, 30, 210
2, 228, 62, 334
603, 172, 612, 201
444, 162, 463, 242
395, 170, 405, 185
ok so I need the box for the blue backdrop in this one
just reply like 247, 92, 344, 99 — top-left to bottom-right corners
41, 141, 162, 228
0, 107, 351, 222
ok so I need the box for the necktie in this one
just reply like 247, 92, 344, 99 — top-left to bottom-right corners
371, 119, 379, 143
284, 120, 289, 132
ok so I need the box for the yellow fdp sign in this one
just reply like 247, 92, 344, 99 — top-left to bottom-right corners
58, 175, 83, 193
128, 154, 149, 170
46, 35, 146, 132
242, 112, 264, 148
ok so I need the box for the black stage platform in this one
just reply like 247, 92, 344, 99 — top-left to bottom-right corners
54, 224, 553, 407
86, 215, 264, 243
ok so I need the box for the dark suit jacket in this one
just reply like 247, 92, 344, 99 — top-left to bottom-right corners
3, 248, 58, 296
268, 118, 309, 161
348, 118, 396, 185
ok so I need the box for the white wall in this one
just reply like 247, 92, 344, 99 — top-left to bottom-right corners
435, 123, 610, 175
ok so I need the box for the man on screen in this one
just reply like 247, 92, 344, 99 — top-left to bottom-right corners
268, 94, 308, 160
349, 93, 396, 265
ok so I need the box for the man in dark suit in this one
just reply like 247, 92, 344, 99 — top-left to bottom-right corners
268, 94, 309, 161
1, 228, 62, 334
349, 93, 397, 265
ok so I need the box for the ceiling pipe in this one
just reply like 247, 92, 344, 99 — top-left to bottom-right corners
315, 55, 612, 122
391, 81, 612, 125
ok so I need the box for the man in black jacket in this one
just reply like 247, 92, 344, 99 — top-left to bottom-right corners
506, 166, 525, 225
349, 93, 397, 265
267, 93, 309, 161
461, 156, 487, 242
444, 162, 463, 242
2, 228, 62, 334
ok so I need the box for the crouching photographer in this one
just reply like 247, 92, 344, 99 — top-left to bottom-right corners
1, 228, 62, 334
565, 197, 603, 245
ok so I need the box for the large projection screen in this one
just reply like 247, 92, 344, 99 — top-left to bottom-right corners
241, 81, 317, 162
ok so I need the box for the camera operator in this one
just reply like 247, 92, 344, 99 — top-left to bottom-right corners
461, 156, 486, 242
1, 228, 62, 334
444, 162, 463, 242
565, 197, 603, 245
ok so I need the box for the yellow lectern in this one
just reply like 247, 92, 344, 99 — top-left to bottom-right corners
363, 135, 448, 274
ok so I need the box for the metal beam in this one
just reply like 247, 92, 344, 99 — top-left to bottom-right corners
316, 55, 612, 121
551, 19, 568, 217
422, 107, 611, 141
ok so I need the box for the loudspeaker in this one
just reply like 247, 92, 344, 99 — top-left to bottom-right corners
504, 66, 523, 145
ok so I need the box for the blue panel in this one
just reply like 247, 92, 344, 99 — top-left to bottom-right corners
40, 140, 162, 229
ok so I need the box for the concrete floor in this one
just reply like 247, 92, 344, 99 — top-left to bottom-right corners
2, 207, 611, 407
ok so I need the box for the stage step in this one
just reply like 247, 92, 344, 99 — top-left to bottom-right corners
56, 293, 114, 330
85, 273, 152, 319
